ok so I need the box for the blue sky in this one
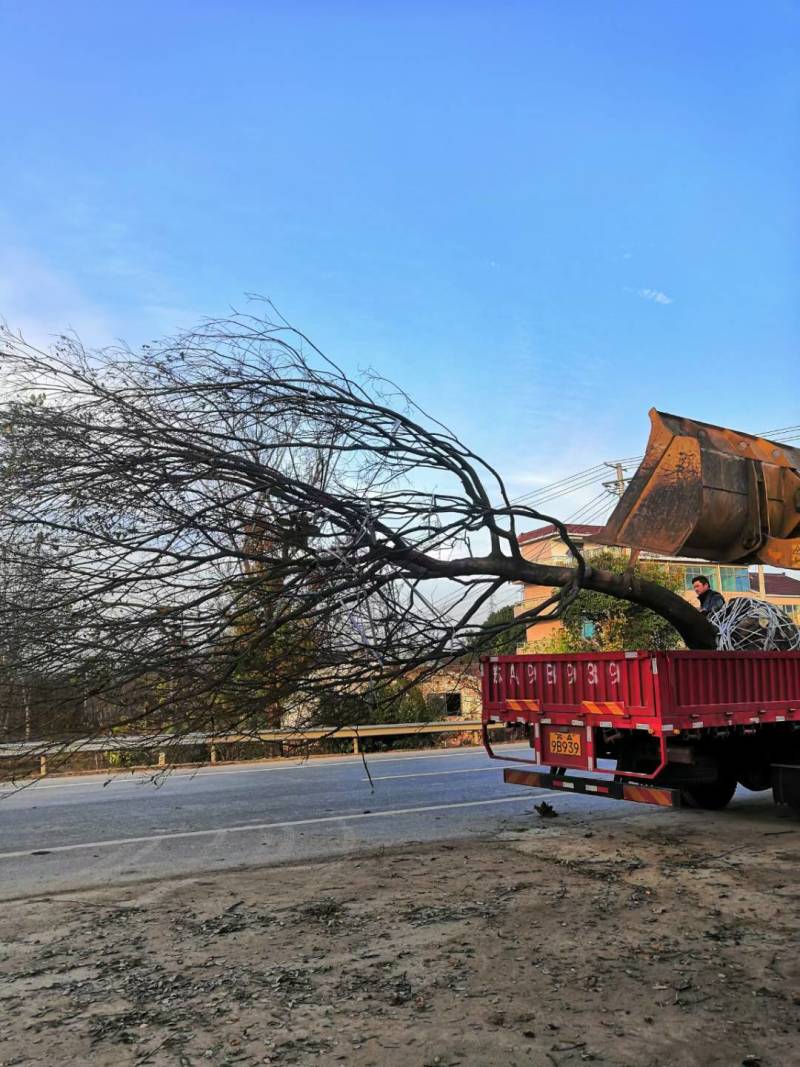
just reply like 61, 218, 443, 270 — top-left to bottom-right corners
1, 1, 798, 504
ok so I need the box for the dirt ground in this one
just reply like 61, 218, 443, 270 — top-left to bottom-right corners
1, 804, 799, 1067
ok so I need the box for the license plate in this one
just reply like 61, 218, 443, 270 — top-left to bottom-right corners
547, 730, 582, 757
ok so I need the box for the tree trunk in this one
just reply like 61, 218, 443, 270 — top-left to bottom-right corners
576, 565, 717, 650
428, 554, 718, 650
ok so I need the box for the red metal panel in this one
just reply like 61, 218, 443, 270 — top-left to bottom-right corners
482, 650, 800, 729
663, 650, 800, 722
481, 651, 655, 718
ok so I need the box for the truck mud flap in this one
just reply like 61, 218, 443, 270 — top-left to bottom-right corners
504, 768, 682, 807
772, 763, 800, 813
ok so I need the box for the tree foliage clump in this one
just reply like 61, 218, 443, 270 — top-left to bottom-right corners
317, 683, 433, 727
530, 550, 684, 653
476, 605, 527, 655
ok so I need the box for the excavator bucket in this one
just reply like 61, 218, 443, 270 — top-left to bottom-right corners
595, 410, 800, 569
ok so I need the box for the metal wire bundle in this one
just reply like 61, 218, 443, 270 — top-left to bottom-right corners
711, 596, 800, 652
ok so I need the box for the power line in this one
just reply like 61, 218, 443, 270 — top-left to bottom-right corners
518, 489, 615, 562
760, 424, 800, 438
563, 490, 612, 525
513, 421, 799, 513
510, 463, 609, 507
512, 462, 640, 509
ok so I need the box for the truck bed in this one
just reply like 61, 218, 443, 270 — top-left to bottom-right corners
482, 649, 800, 732
481, 650, 800, 809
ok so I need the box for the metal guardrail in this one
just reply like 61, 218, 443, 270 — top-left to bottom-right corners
0, 720, 508, 776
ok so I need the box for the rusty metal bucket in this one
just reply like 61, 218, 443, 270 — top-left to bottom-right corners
595, 410, 800, 569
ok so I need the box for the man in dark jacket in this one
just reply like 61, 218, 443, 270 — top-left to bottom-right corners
692, 575, 725, 616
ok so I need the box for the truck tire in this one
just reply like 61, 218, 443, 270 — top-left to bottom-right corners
737, 764, 772, 792
683, 775, 737, 810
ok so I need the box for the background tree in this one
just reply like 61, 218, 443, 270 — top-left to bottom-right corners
0, 311, 716, 763
317, 682, 433, 727
529, 550, 684, 653
475, 605, 526, 655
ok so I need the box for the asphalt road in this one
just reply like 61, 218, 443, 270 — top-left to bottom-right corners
0, 743, 776, 901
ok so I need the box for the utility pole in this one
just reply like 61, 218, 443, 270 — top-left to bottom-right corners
602, 461, 627, 497
603, 462, 638, 566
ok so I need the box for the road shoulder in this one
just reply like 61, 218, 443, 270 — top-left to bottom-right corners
1, 805, 798, 1067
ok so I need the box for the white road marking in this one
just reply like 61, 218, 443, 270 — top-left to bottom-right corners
0, 792, 583, 861
362, 768, 497, 781
3, 745, 531, 794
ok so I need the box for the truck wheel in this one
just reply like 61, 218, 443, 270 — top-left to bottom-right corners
683, 775, 737, 810
737, 764, 772, 792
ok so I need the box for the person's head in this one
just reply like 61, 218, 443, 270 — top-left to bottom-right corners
692, 575, 711, 595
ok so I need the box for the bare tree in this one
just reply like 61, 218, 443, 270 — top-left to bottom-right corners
0, 310, 716, 756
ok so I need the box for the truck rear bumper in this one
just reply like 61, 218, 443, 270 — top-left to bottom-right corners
504, 767, 682, 807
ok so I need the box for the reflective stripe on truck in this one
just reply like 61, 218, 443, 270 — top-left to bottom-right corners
504, 768, 682, 807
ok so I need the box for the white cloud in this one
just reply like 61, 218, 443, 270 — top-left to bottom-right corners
0, 245, 200, 351
0, 245, 118, 348
638, 288, 673, 305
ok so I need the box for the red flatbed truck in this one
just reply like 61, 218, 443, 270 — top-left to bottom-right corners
481, 649, 800, 812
